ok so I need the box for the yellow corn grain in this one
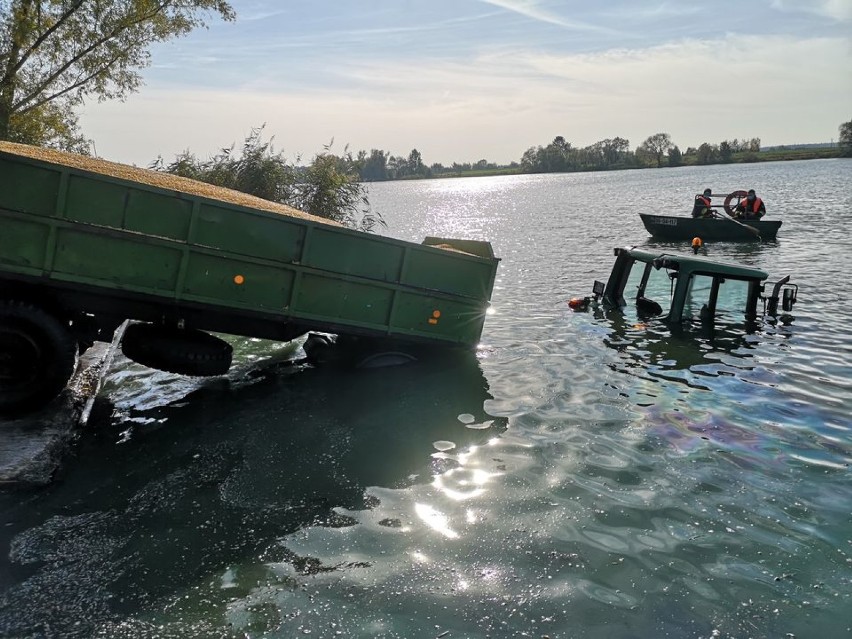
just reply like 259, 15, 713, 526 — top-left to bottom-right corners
0, 140, 339, 226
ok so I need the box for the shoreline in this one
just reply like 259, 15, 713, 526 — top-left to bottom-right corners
374, 148, 846, 181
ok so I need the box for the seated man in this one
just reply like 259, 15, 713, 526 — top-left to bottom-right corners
735, 189, 766, 220
691, 188, 714, 218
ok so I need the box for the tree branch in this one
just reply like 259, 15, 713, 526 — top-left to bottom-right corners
4, 0, 85, 84
10, 2, 174, 112
16, 51, 128, 115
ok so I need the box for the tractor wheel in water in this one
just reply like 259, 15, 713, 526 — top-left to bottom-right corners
724, 190, 749, 216
121, 323, 232, 376
0, 300, 77, 416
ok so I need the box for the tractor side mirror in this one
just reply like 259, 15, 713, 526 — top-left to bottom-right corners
782, 286, 797, 312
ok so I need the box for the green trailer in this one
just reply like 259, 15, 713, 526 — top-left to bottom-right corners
0, 142, 500, 415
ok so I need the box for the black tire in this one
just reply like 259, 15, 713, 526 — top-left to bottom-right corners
0, 300, 77, 416
357, 351, 418, 368
303, 333, 337, 365
121, 323, 232, 376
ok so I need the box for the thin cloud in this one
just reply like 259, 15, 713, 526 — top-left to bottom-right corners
477, 0, 616, 33
601, 2, 703, 19
770, 0, 852, 21
238, 10, 285, 22
153, 11, 498, 65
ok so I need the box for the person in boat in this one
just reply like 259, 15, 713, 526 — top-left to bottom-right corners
691, 188, 714, 218
735, 189, 766, 220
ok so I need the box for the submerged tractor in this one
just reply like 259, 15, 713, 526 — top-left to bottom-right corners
572, 247, 797, 324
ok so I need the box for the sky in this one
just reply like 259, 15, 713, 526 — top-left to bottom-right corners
79, 0, 852, 167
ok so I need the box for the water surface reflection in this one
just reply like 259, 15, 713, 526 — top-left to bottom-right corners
0, 351, 505, 638
599, 309, 762, 378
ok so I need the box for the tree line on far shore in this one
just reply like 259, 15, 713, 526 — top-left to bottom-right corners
352, 128, 850, 182
343, 133, 765, 182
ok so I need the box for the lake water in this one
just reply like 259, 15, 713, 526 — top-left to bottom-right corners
1, 159, 850, 638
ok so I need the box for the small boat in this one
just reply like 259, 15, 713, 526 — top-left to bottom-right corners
639, 189, 782, 241
640, 213, 782, 241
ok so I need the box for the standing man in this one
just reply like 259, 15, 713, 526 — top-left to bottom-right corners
735, 189, 766, 219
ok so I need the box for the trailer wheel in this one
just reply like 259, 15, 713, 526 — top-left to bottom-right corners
356, 352, 418, 368
121, 323, 232, 376
0, 300, 77, 416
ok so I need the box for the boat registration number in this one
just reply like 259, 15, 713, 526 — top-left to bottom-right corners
649, 216, 678, 226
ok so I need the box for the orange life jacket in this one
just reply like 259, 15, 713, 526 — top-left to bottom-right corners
743, 197, 763, 213
697, 195, 711, 208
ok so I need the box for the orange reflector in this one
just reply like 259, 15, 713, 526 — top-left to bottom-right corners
428, 318, 438, 325
234, 274, 245, 285
432, 310, 441, 318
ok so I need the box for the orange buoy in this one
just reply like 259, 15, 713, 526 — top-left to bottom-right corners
568, 297, 589, 310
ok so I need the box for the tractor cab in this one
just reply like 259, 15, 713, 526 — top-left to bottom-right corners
589, 247, 797, 325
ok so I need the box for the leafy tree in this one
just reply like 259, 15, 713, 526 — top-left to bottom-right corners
839, 119, 852, 157
0, 0, 235, 148
719, 140, 733, 163
600, 137, 630, 167
696, 142, 718, 165
296, 152, 381, 231
634, 145, 657, 167
520, 145, 541, 172
637, 133, 673, 168
386, 154, 408, 179
360, 149, 389, 181
153, 149, 205, 181
668, 145, 682, 167
407, 148, 424, 175
153, 127, 383, 231
6, 100, 88, 151
551, 136, 570, 151
550, 136, 573, 170
530, 136, 574, 172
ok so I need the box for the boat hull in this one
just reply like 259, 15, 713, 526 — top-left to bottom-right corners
639, 214, 781, 241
